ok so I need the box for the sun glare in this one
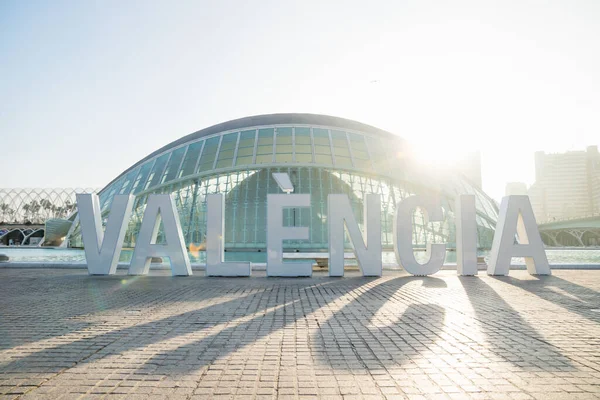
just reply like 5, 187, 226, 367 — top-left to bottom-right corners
409, 139, 472, 170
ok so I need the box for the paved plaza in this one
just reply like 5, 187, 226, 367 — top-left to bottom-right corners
0, 268, 599, 399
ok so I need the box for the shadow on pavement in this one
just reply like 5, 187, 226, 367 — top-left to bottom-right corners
458, 276, 575, 371
0, 274, 448, 376
0, 271, 581, 379
491, 274, 600, 323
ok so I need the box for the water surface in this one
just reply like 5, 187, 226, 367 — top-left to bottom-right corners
1, 247, 598, 266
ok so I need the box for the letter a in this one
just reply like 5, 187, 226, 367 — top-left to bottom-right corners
129, 194, 192, 276
488, 195, 550, 276
328, 194, 382, 277
77, 193, 134, 275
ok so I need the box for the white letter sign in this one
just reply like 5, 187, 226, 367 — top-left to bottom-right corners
455, 194, 478, 276
394, 195, 446, 276
206, 194, 251, 276
266, 194, 311, 277
129, 194, 192, 276
488, 195, 550, 276
77, 193, 134, 275
328, 194, 382, 277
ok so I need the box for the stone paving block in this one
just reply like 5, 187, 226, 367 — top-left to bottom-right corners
0, 269, 599, 398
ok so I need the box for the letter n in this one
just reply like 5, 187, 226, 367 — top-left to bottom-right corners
328, 194, 382, 277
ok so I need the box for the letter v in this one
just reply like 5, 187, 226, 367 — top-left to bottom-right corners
76, 194, 134, 275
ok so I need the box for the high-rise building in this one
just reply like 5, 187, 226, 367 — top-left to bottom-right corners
528, 145, 600, 222
505, 182, 528, 196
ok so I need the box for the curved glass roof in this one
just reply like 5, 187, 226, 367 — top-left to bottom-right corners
92, 114, 498, 228
66, 114, 500, 251
102, 114, 402, 192
101, 115, 407, 192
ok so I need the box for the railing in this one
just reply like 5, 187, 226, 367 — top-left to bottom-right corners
539, 213, 600, 225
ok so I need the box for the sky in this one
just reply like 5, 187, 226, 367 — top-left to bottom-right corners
1, 0, 599, 201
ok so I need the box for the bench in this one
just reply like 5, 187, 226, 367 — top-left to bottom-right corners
282, 252, 355, 268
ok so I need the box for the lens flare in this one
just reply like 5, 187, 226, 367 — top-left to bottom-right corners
189, 242, 206, 259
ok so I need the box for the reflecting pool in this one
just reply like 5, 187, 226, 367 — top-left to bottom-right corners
0, 247, 598, 266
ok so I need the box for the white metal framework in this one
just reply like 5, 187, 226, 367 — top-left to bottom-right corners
64, 114, 499, 257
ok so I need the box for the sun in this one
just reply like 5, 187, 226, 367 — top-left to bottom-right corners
408, 137, 472, 170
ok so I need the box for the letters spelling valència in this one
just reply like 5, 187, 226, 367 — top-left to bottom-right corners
75, 193, 550, 278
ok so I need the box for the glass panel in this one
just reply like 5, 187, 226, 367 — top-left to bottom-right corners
335, 157, 353, 167
235, 130, 256, 166
256, 145, 272, 154
255, 154, 272, 163
295, 144, 311, 153
144, 153, 170, 190
312, 128, 330, 145
353, 150, 369, 159
215, 159, 232, 169
348, 132, 363, 143
119, 168, 140, 195
218, 149, 235, 159
331, 130, 353, 168
257, 128, 274, 144
293, 127, 313, 163
179, 141, 204, 178
312, 128, 332, 165
353, 158, 371, 169
215, 132, 238, 169
365, 136, 389, 171
101, 176, 125, 211
255, 128, 274, 164
220, 132, 238, 151
236, 147, 253, 157
275, 127, 292, 163
161, 146, 186, 184
197, 136, 220, 173
276, 127, 292, 144
334, 147, 350, 157
276, 153, 293, 162
315, 154, 332, 164
277, 145, 293, 153
314, 145, 331, 155
330, 130, 347, 147
294, 128, 311, 144
236, 156, 253, 165
296, 153, 312, 163
348, 132, 371, 170
238, 130, 256, 147
131, 161, 153, 194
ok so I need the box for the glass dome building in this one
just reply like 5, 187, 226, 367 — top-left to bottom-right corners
66, 114, 498, 259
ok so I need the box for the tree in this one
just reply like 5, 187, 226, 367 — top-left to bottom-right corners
0, 203, 14, 223
39, 198, 55, 219
22, 201, 41, 223
22, 203, 30, 222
